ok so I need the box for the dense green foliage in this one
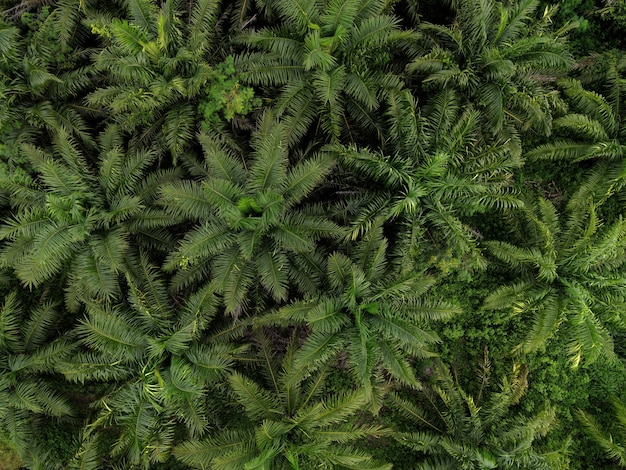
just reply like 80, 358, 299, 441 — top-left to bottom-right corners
1, 0, 626, 468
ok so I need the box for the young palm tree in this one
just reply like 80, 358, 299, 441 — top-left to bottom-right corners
527, 65, 626, 204
0, 127, 180, 311
578, 396, 626, 467
258, 221, 460, 400
390, 359, 565, 469
173, 333, 392, 469
236, 0, 411, 146
63, 253, 242, 469
86, 0, 241, 160
408, 0, 573, 143
484, 197, 626, 367
161, 113, 344, 314
333, 89, 522, 269
0, 290, 75, 468
0, 17, 94, 157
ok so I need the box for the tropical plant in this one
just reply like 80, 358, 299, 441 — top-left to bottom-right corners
484, 197, 626, 366
0, 290, 75, 468
527, 53, 626, 203
0, 14, 94, 159
86, 0, 257, 161
258, 221, 461, 400
174, 332, 392, 469
408, 0, 573, 144
236, 0, 410, 146
390, 359, 565, 469
62, 254, 242, 469
332, 89, 522, 269
161, 112, 343, 314
4, 1, 626, 469
577, 396, 626, 467
0, 127, 180, 311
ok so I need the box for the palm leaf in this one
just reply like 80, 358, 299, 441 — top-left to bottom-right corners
125, 0, 159, 32
249, 116, 288, 192
292, 331, 343, 380
213, 248, 255, 313
166, 221, 234, 270
257, 249, 290, 302
274, 0, 320, 32
200, 134, 247, 184
577, 408, 626, 466
110, 19, 149, 54
0, 291, 21, 352
159, 180, 214, 221
21, 300, 59, 352
229, 372, 282, 420
377, 340, 421, 388
164, 102, 195, 163
15, 222, 77, 288
281, 154, 335, 206
313, 388, 369, 427
76, 305, 147, 359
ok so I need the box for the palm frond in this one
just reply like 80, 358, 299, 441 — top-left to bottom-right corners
159, 180, 214, 221
76, 304, 147, 360
14, 222, 77, 288
257, 249, 289, 302
566, 302, 614, 368
173, 430, 255, 469
577, 407, 626, 466
292, 331, 343, 380
377, 340, 421, 388
553, 114, 610, 141
249, 114, 289, 192
229, 372, 282, 421
519, 290, 562, 354
20, 300, 59, 352
199, 134, 247, 184
372, 315, 439, 353
280, 153, 335, 206
274, 0, 320, 32
0, 291, 21, 352
163, 102, 195, 163
125, 0, 159, 32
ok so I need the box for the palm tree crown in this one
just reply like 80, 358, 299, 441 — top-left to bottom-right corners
0, 128, 179, 311
259, 222, 461, 399
408, 0, 573, 141
237, 0, 410, 146
332, 89, 522, 269
484, 197, 626, 366
390, 359, 563, 469
162, 113, 343, 314
174, 333, 392, 469
87, 0, 242, 161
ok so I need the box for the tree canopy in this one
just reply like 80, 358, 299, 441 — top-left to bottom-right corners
1, 0, 626, 469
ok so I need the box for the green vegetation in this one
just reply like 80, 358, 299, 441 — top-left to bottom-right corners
1, 0, 626, 468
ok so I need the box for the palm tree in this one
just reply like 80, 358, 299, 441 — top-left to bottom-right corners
0, 15, 94, 159
0, 290, 75, 468
408, 0, 573, 145
332, 89, 522, 270
236, 0, 411, 146
86, 0, 258, 161
578, 396, 626, 467
390, 359, 565, 469
0, 127, 180, 311
161, 112, 344, 314
527, 55, 626, 204
484, 197, 626, 367
258, 221, 460, 400
173, 333, 392, 469
62, 254, 242, 469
